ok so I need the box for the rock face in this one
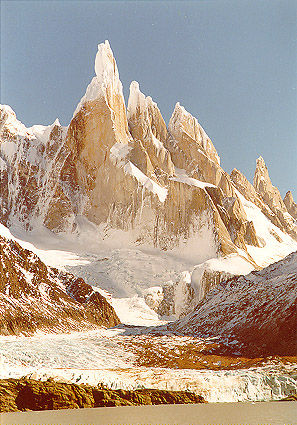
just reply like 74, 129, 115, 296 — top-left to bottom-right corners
253, 157, 297, 239
0, 106, 74, 232
168, 102, 220, 166
254, 157, 287, 213
167, 251, 297, 357
0, 231, 120, 335
231, 168, 284, 230
0, 378, 205, 412
127, 81, 175, 181
0, 40, 296, 270
284, 191, 297, 221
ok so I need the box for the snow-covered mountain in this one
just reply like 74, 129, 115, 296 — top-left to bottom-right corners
167, 251, 297, 356
0, 40, 297, 322
0, 224, 120, 336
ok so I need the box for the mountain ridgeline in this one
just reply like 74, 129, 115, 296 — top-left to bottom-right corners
0, 41, 296, 272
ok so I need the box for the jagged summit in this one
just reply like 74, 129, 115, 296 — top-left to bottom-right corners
94, 40, 122, 94
73, 40, 126, 123
284, 190, 297, 220
168, 102, 220, 165
127, 81, 158, 118
253, 155, 297, 239
1, 41, 297, 273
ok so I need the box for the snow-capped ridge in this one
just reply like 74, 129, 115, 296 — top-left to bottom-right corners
0, 104, 64, 141
127, 81, 158, 119
0, 104, 33, 138
73, 40, 124, 118
169, 101, 220, 165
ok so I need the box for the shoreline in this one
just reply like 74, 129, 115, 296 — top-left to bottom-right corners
0, 378, 205, 413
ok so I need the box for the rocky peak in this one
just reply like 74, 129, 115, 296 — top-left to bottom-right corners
73, 41, 124, 117
0, 105, 73, 231
1, 41, 296, 267
168, 102, 220, 166
253, 157, 297, 239
230, 167, 285, 231
284, 191, 297, 220
127, 81, 167, 144
71, 41, 131, 148
253, 156, 286, 212
0, 105, 30, 137
127, 81, 174, 180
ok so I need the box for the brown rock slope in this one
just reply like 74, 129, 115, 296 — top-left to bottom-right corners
166, 252, 297, 357
0, 378, 205, 412
0, 234, 120, 335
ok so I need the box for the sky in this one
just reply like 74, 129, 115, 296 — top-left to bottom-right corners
1, 0, 296, 198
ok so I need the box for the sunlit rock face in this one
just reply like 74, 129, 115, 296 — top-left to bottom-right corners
230, 168, 284, 230
284, 191, 297, 221
0, 232, 120, 336
127, 81, 175, 182
166, 102, 232, 196
58, 42, 240, 255
168, 102, 220, 166
254, 156, 287, 213
1, 40, 296, 266
164, 102, 260, 253
253, 157, 297, 240
60, 40, 135, 225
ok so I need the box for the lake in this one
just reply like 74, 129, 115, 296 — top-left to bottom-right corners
2, 401, 296, 425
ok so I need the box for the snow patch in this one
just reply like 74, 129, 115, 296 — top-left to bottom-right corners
127, 81, 158, 119
0, 157, 7, 171
110, 142, 133, 166
123, 161, 168, 202
172, 168, 216, 189
0, 141, 17, 160
73, 40, 123, 118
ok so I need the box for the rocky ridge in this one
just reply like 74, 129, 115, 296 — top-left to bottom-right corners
284, 191, 297, 221
166, 251, 297, 357
0, 231, 120, 335
1, 41, 295, 264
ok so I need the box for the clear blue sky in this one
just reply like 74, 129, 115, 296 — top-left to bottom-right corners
1, 0, 296, 199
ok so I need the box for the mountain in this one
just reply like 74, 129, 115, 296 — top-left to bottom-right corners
284, 191, 297, 221
0, 40, 297, 317
0, 224, 120, 336
166, 251, 297, 356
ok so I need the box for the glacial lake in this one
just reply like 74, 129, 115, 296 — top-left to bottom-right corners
2, 401, 297, 425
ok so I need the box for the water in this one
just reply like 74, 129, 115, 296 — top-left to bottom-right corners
2, 402, 297, 425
